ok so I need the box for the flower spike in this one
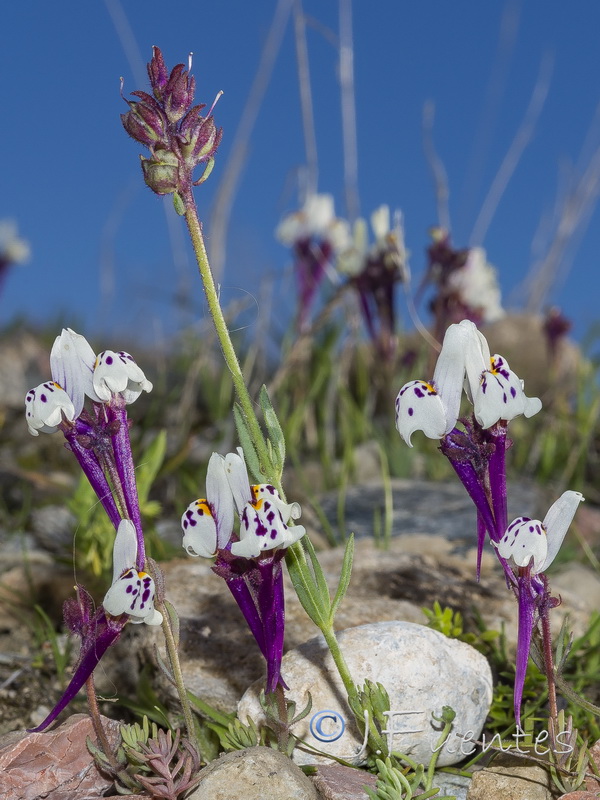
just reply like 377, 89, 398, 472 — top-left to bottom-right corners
181, 447, 306, 693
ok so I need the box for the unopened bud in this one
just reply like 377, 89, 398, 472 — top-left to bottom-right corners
148, 46, 169, 101
141, 149, 180, 195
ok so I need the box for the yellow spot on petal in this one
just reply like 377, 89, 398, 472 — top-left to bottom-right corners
250, 486, 264, 510
195, 499, 213, 516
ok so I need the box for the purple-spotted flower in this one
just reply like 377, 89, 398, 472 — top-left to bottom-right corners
25, 332, 157, 729
181, 448, 306, 692
182, 453, 235, 558
276, 193, 350, 330
29, 521, 162, 733
338, 206, 409, 359
463, 326, 542, 430
93, 350, 153, 404
103, 520, 162, 625
395, 320, 476, 446
395, 320, 541, 445
25, 328, 153, 538
224, 449, 305, 557
495, 491, 584, 724
496, 491, 584, 575
121, 46, 222, 202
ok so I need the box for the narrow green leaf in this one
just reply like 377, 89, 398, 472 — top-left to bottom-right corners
259, 384, 286, 471
187, 691, 236, 728
303, 535, 332, 613
153, 644, 176, 686
233, 403, 266, 482
285, 540, 328, 628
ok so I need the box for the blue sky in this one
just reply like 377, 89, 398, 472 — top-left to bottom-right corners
2, 1, 600, 345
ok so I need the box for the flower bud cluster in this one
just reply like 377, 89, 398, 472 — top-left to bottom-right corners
121, 47, 222, 199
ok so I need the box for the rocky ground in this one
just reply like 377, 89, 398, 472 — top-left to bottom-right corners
1, 324, 599, 798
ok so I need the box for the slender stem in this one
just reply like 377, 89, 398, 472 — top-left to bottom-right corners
156, 597, 198, 755
86, 675, 117, 762
182, 186, 358, 721
321, 624, 358, 704
540, 607, 558, 725
85, 673, 137, 791
271, 683, 290, 752
183, 189, 277, 490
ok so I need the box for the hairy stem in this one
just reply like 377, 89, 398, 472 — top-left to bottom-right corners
156, 598, 199, 756
540, 607, 558, 726
86, 673, 137, 791
182, 189, 277, 489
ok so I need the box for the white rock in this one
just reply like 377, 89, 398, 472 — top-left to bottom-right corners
238, 621, 492, 767
187, 747, 319, 800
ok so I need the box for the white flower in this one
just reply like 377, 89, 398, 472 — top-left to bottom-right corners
463, 326, 542, 429
276, 193, 350, 253
395, 319, 542, 443
338, 205, 409, 279
103, 520, 162, 625
181, 453, 235, 558
25, 381, 76, 436
337, 217, 369, 276
223, 448, 305, 558
496, 491, 584, 573
93, 350, 153, 404
25, 328, 97, 435
447, 247, 504, 323
0, 220, 30, 265
50, 328, 99, 416
395, 321, 475, 445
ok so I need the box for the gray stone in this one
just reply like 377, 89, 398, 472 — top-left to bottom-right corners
187, 746, 319, 800
30, 505, 76, 554
309, 764, 377, 799
431, 771, 471, 799
238, 621, 493, 768
317, 478, 543, 545
466, 758, 553, 800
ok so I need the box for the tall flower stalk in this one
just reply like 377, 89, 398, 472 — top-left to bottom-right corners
122, 46, 359, 726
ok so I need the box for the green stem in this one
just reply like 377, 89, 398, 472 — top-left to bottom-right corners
182, 186, 357, 730
182, 189, 277, 490
425, 719, 453, 790
156, 598, 198, 755
321, 624, 358, 704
